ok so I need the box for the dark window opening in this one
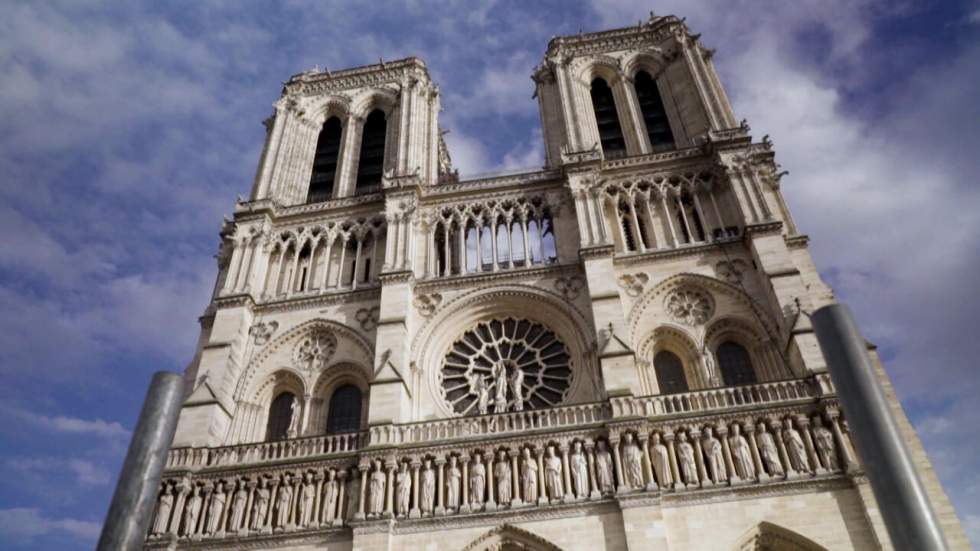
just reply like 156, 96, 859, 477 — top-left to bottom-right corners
265, 391, 295, 441
307, 117, 342, 203
590, 78, 626, 157
654, 350, 689, 394
326, 384, 362, 433
634, 71, 675, 151
718, 341, 757, 386
355, 109, 386, 193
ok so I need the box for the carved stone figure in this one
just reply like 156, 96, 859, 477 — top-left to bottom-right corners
396, 463, 412, 516
446, 456, 461, 510
322, 472, 338, 522
152, 484, 173, 535
470, 453, 486, 505
369, 460, 386, 515
274, 479, 292, 529
229, 481, 247, 533
703, 427, 728, 483
421, 459, 436, 514
298, 473, 316, 527
812, 417, 839, 471
757, 423, 784, 476
677, 432, 698, 484
183, 487, 202, 537
469, 374, 490, 415
622, 433, 644, 489
492, 362, 508, 412
205, 483, 227, 534
570, 441, 589, 498
595, 440, 615, 494
494, 450, 512, 504
650, 433, 673, 487
729, 425, 756, 480
545, 446, 563, 499
783, 418, 810, 474
521, 448, 539, 502
287, 399, 301, 437
250, 480, 270, 530
510, 367, 525, 411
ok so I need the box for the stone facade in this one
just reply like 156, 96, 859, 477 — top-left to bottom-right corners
146, 13, 969, 551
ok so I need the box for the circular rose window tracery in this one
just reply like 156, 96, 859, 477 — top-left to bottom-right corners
440, 318, 573, 416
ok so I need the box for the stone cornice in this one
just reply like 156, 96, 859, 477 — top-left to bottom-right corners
611, 236, 741, 267
425, 169, 562, 200
252, 287, 381, 314
544, 16, 681, 60
413, 262, 579, 293
784, 234, 810, 249
284, 57, 432, 97
234, 194, 385, 226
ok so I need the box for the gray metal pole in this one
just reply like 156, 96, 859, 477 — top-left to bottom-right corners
812, 304, 948, 550
97, 371, 184, 551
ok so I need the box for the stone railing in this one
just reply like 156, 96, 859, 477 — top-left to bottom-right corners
167, 432, 363, 470
612, 378, 818, 418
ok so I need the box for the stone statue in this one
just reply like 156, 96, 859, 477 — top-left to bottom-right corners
421, 459, 436, 514
595, 440, 614, 494
229, 481, 247, 533
469, 374, 490, 415
702, 347, 719, 386
205, 482, 226, 534
545, 446, 563, 499
494, 450, 512, 503
570, 441, 589, 498
812, 417, 839, 471
783, 418, 810, 474
183, 486, 202, 537
369, 460, 386, 515
703, 427, 728, 483
521, 448, 539, 502
287, 398, 301, 437
322, 471, 338, 523
446, 456, 461, 510
729, 425, 755, 480
396, 462, 412, 516
250, 480, 270, 531
677, 432, 698, 484
152, 484, 173, 535
622, 433, 644, 489
274, 479, 292, 529
510, 367, 525, 411
470, 453, 486, 505
492, 362, 508, 412
298, 473, 316, 527
650, 433, 673, 488
756, 423, 784, 476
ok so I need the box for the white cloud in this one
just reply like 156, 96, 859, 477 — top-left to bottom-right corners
4, 457, 112, 486
8, 407, 130, 441
0, 508, 100, 542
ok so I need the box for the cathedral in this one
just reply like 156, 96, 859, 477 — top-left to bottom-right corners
144, 13, 968, 551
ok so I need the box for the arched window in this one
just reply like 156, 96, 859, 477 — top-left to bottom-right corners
717, 341, 757, 386
654, 350, 688, 394
355, 109, 386, 193
590, 78, 625, 157
634, 71, 675, 151
307, 116, 342, 203
326, 384, 362, 433
265, 391, 296, 441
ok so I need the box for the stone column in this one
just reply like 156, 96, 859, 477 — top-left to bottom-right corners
460, 454, 471, 513
435, 458, 446, 516
746, 425, 766, 482
639, 434, 657, 491
486, 451, 497, 511
560, 444, 573, 503
585, 442, 600, 499
410, 461, 421, 519
510, 450, 521, 506
334, 470, 347, 526
797, 416, 820, 475
691, 429, 710, 487
170, 482, 189, 536
664, 432, 683, 490
719, 427, 739, 485
773, 423, 794, 477
828, 410, 859, 472
355, 467, 367, 520
611, 437, 627, 494
536, 448, 548, 506
384, 465, 395, 518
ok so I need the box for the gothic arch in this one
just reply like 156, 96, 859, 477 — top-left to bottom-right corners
622, 48, 670, 80
732, 521, 827, 551
308, 362, 370, 434
307, 94, 352, 126
637, 324, 707, 394
412, 284, 598, 418
573, 54, 624, 87
349, 87, 398, 119
461, 524, 564, 551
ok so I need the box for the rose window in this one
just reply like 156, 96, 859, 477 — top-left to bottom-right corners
664, 288, 714, 325
440, 318, 573, 416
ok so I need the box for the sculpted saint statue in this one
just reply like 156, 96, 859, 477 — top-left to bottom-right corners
492, 363, 508, 413
703, 427, 728, 483
729, 425, 756, 480
570, 441, 589, 498
510, 368, 525, 411
298, 473, 316, 527
521, 448, 539, 502
183, 487, 202, 537
545, 446, 563, 499
469, 374, 490, 415
287, 398, 301, 437
229, 481, 247, 532
446, 456, 461, 509
275, 480, 292, 529
250, 480, 270, 530
812, 417, 839, 471
420, 459, 436, 514
756, 423, 784, 476
650, 433, 673, 487
622, 433, 644, 489
677, 433, 698, 485
322, 472, 338, 523
369, 460, 386, 515
494, 450, 512, 503
783, 418, 810, 474
396, 463, 412, 516
470, 453, 486, 505
206, 483, 227, 534
595, 440, 614, 494
152, 484, 173, 535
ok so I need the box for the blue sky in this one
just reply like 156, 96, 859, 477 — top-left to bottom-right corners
1, 1, 978, 548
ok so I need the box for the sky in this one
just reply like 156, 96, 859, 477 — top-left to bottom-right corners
0, 1, 978, 548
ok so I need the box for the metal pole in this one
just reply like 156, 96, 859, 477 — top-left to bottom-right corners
812, 304, 948, 550
97, 371, 184, 551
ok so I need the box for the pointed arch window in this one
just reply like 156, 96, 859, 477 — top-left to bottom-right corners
590, 78, 626, 157
654, 350, 689, 394
634, 70, 675, 151
355, 109, 387, 193
307, 116, 342, 203
718, 341, 757, 386
326, 384, 362, 434
265, 391, 296, 441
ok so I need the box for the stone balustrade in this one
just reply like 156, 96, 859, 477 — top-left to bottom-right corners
611, 378, 818, 418
167, 432, 363, 470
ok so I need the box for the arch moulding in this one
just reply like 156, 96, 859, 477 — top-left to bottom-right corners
461, 523, 564, 551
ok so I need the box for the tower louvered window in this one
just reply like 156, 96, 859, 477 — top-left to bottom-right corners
355, 109, 386, 193
634, 71, 675, 151
590, 78, 626, 157
307, 117, 342, 203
